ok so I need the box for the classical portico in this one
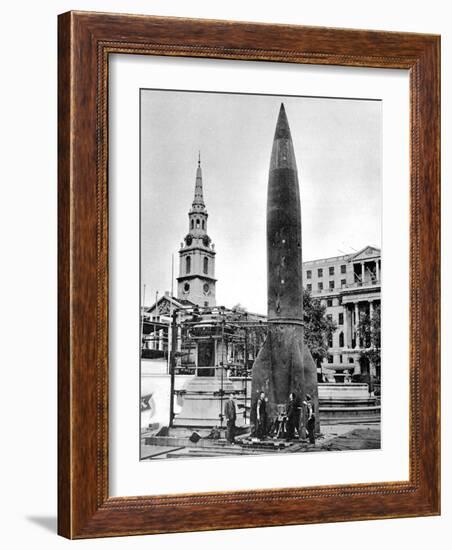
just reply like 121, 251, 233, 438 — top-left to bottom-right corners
303, 245, 381, 381
342, 295, 380, 352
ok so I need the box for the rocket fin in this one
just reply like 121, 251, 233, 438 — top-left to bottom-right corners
252, 325, 318, 426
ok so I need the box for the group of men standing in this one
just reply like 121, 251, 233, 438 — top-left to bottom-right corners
223, 391, 316, 445
285, 392, 316, 443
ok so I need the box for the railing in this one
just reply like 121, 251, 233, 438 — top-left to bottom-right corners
311, 279, 381, 294
345, 279, 380, 289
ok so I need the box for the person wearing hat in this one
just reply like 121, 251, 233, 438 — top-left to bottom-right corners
224, 392, 237, 444
303, 394, 316, 444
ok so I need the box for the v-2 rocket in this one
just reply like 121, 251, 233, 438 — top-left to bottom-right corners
251, 103, 319, 429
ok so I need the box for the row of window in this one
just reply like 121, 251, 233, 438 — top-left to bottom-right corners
306, 279, 346, 292
306, 264, 347, 279
326, 312, 344, 325
190, 218, 205, 230
327, 331, 345, 348
327, 354, 354, 364
185, 256, 209, 274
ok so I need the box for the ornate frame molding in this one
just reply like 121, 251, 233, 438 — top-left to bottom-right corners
58, 11, 440, 538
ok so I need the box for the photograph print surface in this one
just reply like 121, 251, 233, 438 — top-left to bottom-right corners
140, 89, 382, 461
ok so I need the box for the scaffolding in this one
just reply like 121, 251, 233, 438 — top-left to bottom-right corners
142, 311, 268, 428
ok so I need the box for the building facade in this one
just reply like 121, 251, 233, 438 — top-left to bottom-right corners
176, 155, 217, 308
303, 245, 381, 381
144, 157, 381, 384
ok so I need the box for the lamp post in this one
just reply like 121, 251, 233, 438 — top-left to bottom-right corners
243, 326, 248, 423
219, 307, 226, 429
168, 310, 177, 428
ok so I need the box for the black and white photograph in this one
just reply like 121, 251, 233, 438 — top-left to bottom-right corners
140, 89, 382, 460
1, 0, 445, 545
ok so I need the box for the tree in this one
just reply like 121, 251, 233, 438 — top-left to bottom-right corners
302, 289, 337, 370
230, 294, 337, 374
356, 305, 381, 379
229, 304, 267, 370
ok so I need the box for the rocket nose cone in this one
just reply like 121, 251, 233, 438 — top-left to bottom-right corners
274, 103, 292, 140
269, 103, 298, 171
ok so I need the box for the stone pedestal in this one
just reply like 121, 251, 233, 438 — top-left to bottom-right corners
173, 370, 247, 428
319, 383, 380, 424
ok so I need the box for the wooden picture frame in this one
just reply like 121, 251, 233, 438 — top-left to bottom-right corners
58, 11, 440, 539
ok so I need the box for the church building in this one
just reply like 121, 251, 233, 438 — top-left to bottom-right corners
176, 155, 217, 308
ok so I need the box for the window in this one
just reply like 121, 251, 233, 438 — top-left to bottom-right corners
196, 218, 200, 228
339, 354, 343, 363
348, 357, 354, 363
190, 219, 194, 230
326, 314, 333, 322
327, 299, 333, 307
307, 283, 312, 292
327, 355, 333, 363
186, 256, 191, 274
317, 268, 323, 277
341, 279, 346, 287
329, 280, 335, 289
204, 301, 208, 307
306, 270, 312, 279
202, 220, 205, 230
339, 332, 344, 347
341, 264, 346, 274
318, 282, 323, 291
338, 313, 344, 325
203, 257, 208, 274
329, 266, 334, 276
328, 335, 333, 347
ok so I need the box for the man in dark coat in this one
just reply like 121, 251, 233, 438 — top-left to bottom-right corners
304, 394, 316, 444
224, 393, 237, 444
286, 392, 299, 440
250, 390, 260, 437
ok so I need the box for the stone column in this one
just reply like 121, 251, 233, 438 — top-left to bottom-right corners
343, 305, 349, 348
361, 262, 365, 283
353, 302, 359, 348
151, 326, 155, 350
348, 307, 353, 347
376, 261, 380, 282
177, 324, 182, 352
158, 329, 164, 351
369, 300, 374, 348
177, 323, 182, 367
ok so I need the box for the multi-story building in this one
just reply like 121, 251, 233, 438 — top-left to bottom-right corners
303, 246, 381, 382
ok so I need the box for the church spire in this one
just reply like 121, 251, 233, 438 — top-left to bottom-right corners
191, 152, 205, 211
178, 154, 216, 307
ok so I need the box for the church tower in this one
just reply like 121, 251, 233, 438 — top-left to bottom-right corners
177, 155, 217, 308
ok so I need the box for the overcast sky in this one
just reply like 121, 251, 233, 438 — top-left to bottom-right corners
141, 89, 381, 314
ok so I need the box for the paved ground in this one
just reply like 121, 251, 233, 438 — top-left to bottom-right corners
287, 425, 381, 453
141, 423, 381, 459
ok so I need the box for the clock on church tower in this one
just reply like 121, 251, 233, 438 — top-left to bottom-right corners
177, 155, 217, 308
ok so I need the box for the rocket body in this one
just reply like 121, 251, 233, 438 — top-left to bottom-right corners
267, 104, 303, 322
251, 104, 319, 429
